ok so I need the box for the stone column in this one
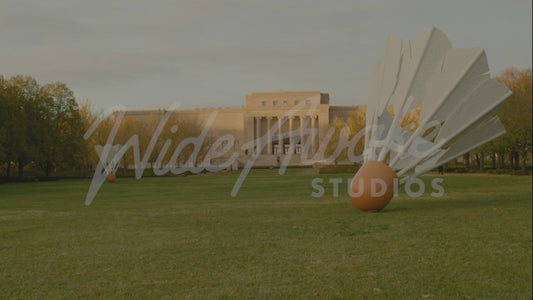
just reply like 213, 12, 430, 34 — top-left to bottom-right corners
255, 116, 261, 154
311, 115, 317, 154
299, 116, 304, 153
267, 116, 272, 155
289, 116, 294, 154
278, 117, 284, 155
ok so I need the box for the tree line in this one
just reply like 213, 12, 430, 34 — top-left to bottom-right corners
1, 67, 531, 179
83, 109, 209, 172
0, 76, 208, 179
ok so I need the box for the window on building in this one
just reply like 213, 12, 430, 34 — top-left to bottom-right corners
294, 100, 299, 105
261, 101, 267, 107
273, 101, 278, 106
283, 100, 288, 106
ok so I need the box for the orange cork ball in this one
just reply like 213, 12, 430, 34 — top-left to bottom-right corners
106, 174, 116, 183
349, 161, 398, 212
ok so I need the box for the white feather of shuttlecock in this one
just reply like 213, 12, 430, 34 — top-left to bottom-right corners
95, 144, 122, 175
363, 26, 511, 183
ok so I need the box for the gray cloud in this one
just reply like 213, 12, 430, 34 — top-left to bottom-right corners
0, 0, 530, 110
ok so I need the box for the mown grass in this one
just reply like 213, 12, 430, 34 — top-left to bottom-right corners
0, 170, 531, 299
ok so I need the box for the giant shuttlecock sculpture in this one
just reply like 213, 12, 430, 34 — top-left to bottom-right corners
349, 27, 511, 212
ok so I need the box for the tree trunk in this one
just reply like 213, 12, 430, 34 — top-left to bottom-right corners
42, 162, 53, 177
480, 151, 485, 172
521, 149, 527, 175
6, 161, 11, 178
474, 153, 480, 170
514, 152, 520, 170
491, 153, 496, 169
509, 152, 514, 170
464, 152, 470, 171
17, 159, 25, 177
498, 152, 505, 169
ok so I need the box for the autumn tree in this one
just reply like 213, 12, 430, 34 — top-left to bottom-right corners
324, 117, 349, 164
325, 107, 367, 164
0, 76, 43, 177
38, 83, 87, 176
495, 67, 532, 174
0, 75, 86, 177
0, 77, 21, 176
157, 113, 209, 168
84, 110, 211, 172
78, 100, 102, 169
399, 105, 421, 131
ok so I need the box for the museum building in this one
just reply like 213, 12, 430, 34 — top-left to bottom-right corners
124, 91, 362, 166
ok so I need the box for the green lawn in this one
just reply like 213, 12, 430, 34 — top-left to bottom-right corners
0, 171, 531, 299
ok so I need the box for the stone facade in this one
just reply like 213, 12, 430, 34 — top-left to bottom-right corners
124, 91, 362, 166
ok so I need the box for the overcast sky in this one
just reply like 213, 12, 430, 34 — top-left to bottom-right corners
1, 0, 531, 110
